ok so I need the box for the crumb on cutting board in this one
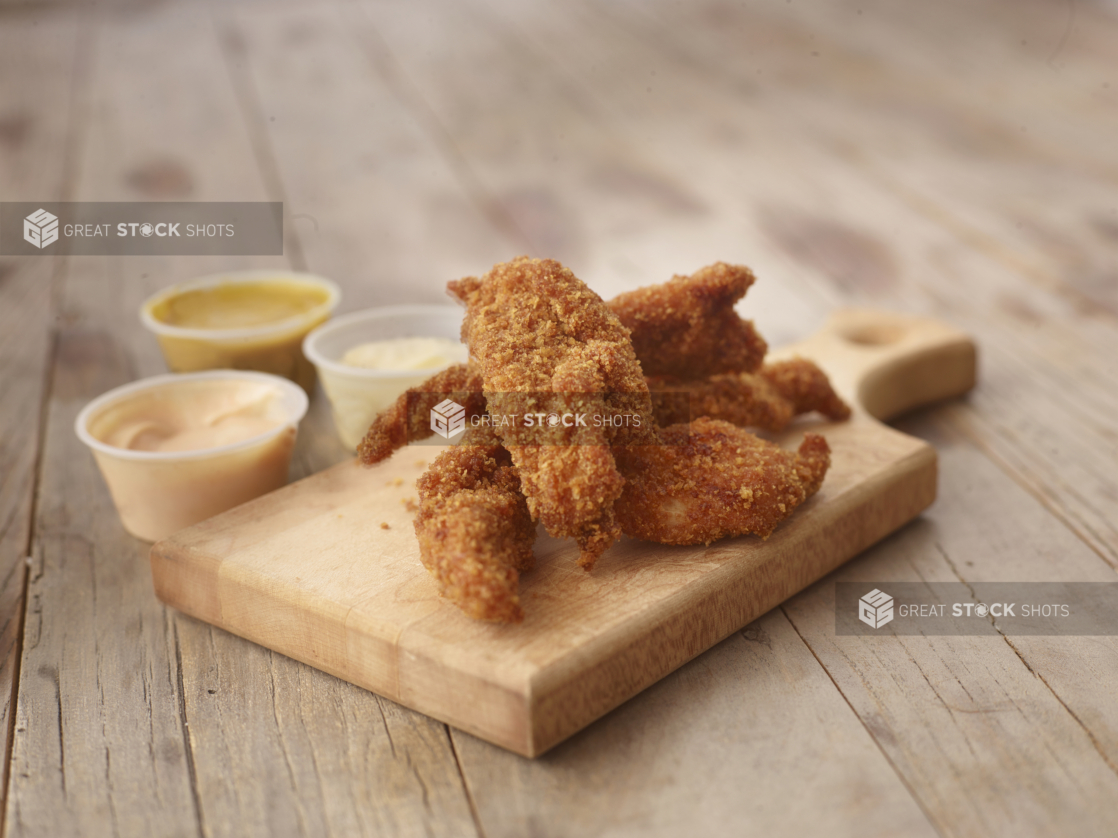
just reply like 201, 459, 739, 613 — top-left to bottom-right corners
380, 522, 390, 530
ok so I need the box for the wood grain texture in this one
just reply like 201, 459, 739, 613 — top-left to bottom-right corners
6, 4, 474, 836
453, 607, 939, 838
174, 622, 478, 838
220, 1, 522, 310
7, 0, 1118, 833
0, 11, 86, 830
152, 312, 974, 756
581, 0, 1118, 567
782, 414, 1118, 837
6, 8, 222, 832
0, 258, 53, 838
9, 331, 201, 838
452, 0, 1118, 579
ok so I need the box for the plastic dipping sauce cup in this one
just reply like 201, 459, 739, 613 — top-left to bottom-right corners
140, 270, 341, 393
303, 305, 468, 450
75, 370, 309, 542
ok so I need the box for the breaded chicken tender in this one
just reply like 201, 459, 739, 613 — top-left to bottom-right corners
614, 418, 830, 545
760, 358, 852, 421
647, 358, 851, 430
607, 263, 768, 378
357, 363, 486, 465
414, 427, 535, 623
358, 256, 846, 623
448, 256, 654, 570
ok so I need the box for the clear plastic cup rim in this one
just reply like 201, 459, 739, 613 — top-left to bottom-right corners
75, 370, 309, 462
139, 270, 342, 342
302, 304, 466, 381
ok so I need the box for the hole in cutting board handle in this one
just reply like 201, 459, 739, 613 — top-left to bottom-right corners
836, 322, 906, 347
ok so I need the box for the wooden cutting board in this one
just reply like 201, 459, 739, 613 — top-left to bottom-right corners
151, 309, 976, 757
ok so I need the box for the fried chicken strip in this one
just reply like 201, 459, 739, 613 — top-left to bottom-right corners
760, 358, 852, 421
449, 256, 654, 570
607, 262, 768, 378
614, 417, 830, 545
414, 427, 535, 623
357, 363, 486, 465
648, 358, 852, 430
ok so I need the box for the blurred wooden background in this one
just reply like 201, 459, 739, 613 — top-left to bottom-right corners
1, 0, 1117, 835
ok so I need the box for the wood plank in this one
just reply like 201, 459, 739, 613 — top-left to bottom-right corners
185, 4, 497, 834
351, 0, 853, 379
565, 0, 1118, 566
922, 411, 1118, 777
347, 0, 704, 281
667, 0, 1118, 569
5, 5, 230, 834
10, 332, 203, 838
782, 411, 1118, 837
0, 261, 52, 832
584, 0, 1118, 319
447, 0, 1118, 583
175, 623, 479, 838
454, 607, 939, 838
221, 1, 523, 312
7, 4, 472, 835
743, 0, 1118, 566
760, 0, 1118, 183
172, 0, 478, 829
0, 10, 86, 831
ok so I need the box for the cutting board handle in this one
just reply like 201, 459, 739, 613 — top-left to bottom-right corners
771, 309, 977, 422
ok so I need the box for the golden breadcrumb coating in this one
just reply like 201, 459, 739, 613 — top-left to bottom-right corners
614, 418, 831, 545
648, 372, 793, 430
414, 427, 535, 623
760, 358, 852, 422
357, 257, 844, 624
607, 263, 768, 378
357, 363, 486, 465
648, 358, 851, 430
448, 256, 654, 570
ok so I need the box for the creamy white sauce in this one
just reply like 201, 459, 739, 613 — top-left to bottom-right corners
341, 337, 467, 371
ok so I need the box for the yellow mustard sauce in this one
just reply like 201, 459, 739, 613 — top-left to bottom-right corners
149, 280, 331, 330
145, 278, 335, 393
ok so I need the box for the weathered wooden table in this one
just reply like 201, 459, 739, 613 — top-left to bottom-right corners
3, 0, 1117, 835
